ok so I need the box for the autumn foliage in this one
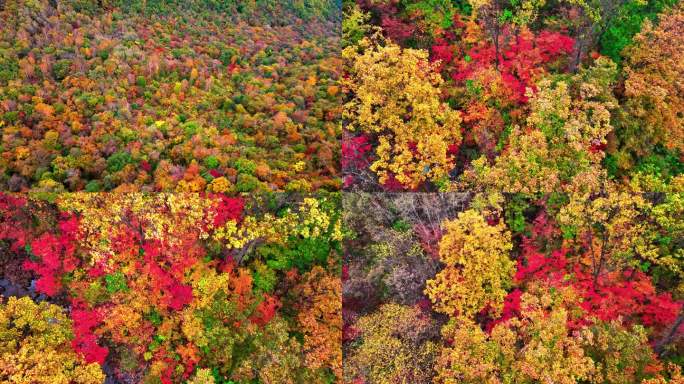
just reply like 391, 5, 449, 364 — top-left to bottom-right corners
343, 0, 684, 192
343, 192, 684, 384
342, 5, 684, 379
0, 0, 341, 193
0, 296, 105, 383
0, 192, 342, 383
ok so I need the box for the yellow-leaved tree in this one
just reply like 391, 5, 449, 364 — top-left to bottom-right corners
0, 296, 105, 384
425, 209, 514, 318
343, 35, 462, 189
345, 303, 439, 384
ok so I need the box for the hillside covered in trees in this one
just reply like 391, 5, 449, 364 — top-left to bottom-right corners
0, 0, 341, 193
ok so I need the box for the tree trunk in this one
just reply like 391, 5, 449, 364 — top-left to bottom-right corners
655, 308, 684, 357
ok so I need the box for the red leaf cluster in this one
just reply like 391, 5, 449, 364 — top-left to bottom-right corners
211, 195, 245, 227
71, 302, 109, 365
433, 26, 575, 103
250, 295, 281, 326
515, 237, 682, 331
22, 214, 80, 296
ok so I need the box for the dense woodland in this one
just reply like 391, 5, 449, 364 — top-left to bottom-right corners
1, 0, 683, 383
0, 0, 341, 193
341, 3, 684, 380
342, 0, 683, 193
344, 192, 684, 383
0, 1, 343, 384
0, 192, 342, 384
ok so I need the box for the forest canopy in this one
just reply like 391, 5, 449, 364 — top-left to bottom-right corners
0, 0, 342, 193
343, 192, 684, 384
0, 191, 343, 384
342, 0, 684, 194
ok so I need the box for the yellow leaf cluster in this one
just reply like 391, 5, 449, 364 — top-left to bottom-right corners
56, 193, 216, 261
648, 193, 684, 291
425, 210, 514, 317
0, 296, 105, 384
345, 303, 439, 384
435, 285, 595, 384
343, 36, 462, 188
231, 318, 304, 384
213, 197, 342, 249
557, 190, 657, 271
181, 267, 236, 348
207, 177, 234, 193
579, 320, 656, 384
187, 368, 215, 384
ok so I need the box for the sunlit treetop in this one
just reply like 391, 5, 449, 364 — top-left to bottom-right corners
425, 209, 514, 318
435, 284, 596, 384
343, 34, 462, 189
0, 295, 105, 384
459, 57, 619, 194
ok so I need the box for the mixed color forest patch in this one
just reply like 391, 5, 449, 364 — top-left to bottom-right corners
343, 192, 684, 383
342, 0, 684, 193
340, 2, 684, 377
0, 0, 341, 193
0, 192, 342, 383
1, 0, 684, 383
